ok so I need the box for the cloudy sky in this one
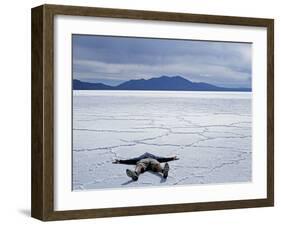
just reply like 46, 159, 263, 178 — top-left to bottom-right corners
73, 34, 252, 88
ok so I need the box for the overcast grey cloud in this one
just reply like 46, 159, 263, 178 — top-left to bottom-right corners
73, 35, 252, 88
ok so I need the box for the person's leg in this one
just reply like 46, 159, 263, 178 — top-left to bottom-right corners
150, 160, 163, 172
151, 159, 169, 178
126, 162, 147, 181
135, 162, 146, 175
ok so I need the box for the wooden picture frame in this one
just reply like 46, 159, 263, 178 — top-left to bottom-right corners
31, 4, 274, 221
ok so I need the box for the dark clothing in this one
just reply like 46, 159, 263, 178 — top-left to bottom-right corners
118, 152, 175, 165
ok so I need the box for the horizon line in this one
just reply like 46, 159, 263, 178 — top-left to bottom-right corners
73, 75, 252, 90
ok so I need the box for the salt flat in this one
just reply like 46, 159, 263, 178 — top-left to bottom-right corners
72, 91, 252, 190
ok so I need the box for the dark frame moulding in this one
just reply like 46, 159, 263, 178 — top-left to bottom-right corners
31, 4, 274, 221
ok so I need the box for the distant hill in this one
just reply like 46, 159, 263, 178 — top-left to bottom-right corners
73, 76, 251, 92
73, 79, 113, 90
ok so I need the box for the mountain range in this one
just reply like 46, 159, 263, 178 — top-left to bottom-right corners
73, 76, 251, 92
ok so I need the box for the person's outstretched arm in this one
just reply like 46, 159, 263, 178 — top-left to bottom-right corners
112, 158, 139, 165
156, 156, 179, 163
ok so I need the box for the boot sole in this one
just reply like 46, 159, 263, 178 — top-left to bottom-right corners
163, 163, 169, 178
126, 169, 138, 181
